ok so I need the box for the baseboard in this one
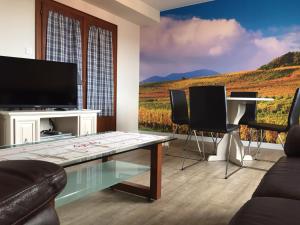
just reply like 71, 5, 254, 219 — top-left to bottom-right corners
139, 130, 284, 151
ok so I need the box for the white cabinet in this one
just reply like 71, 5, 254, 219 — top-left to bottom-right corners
0, 110, 99, 146
14, 119, 39, 144
80, 114, 97, 136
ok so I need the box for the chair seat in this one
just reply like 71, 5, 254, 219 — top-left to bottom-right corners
174, 119, 189, 125
253, 157, 300, 200
191, 124, 239, 133
229, 197, 300, 225
247, 121, 287, 132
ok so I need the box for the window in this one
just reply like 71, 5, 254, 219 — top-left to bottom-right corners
36, 0, 117, 131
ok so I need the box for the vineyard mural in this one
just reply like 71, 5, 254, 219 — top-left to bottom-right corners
139, 0, 300, 143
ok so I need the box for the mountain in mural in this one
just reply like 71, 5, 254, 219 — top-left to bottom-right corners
260, 52, 300, 70
141, 69, 219, 84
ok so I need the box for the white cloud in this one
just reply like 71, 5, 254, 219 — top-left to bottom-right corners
254, 37, 287, 54
140, 17, 299, 80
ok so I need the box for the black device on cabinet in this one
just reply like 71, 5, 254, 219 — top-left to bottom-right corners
0, 55, 77, 109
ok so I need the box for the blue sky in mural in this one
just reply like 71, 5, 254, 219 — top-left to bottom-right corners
140, 0, 300, 80
162, 0, 300, 36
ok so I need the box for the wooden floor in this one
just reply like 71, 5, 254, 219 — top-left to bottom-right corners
57, 140, 284, 225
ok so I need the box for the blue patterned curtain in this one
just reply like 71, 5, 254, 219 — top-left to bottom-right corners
87, 26, 114, 116
46, 11, 83, 109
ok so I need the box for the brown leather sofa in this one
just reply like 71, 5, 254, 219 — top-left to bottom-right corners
0, 160, 67, 225
229, 125, 300, 225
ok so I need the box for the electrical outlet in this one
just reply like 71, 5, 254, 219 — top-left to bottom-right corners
25, 47, 33, 56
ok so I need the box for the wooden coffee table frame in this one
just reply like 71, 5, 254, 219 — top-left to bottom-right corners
64, 142, 164, 201
110, 143, 162, 200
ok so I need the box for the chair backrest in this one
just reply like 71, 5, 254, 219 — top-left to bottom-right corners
288, 88, 300, 129
169, 89, 189, 125
230, 91, 258, 125
189, 86, 227, 131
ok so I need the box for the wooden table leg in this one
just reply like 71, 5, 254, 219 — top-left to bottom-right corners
102, 156, 113, 162
111, 143, 163, 200
150, 143, 162, 200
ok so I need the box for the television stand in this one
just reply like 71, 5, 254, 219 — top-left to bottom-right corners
54, 108, 67, 111
0, 110, 100, 145
41, 130, 63, 136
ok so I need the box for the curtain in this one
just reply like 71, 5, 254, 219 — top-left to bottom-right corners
46, 11, 83, 109
87, 26, 114, 116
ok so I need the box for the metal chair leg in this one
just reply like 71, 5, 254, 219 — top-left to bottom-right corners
225, 134, 233, 179
278, 133, 285, 149
165, 125, 179, 155
167, 125, 196, 159
181, 130, 192, 170
194, 130, 200, 147
225, 132, 244, 179
255, 130, 264, 159
182, 129, 192, 151
194, 130, 205, 160
181, 129, 206, 170
247, 128, 253, 156
173, 125, 179, 137
210, 132, 217, 153
251, 130, 279, 164
201, 131, 205, 159
239, 140, 244, 167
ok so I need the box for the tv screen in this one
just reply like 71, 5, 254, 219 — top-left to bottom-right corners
0, 56, 78, 108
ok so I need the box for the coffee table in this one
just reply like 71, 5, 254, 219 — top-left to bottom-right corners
0, 132, 173, 206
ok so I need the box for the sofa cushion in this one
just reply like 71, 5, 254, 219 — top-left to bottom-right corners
0, 160, 66, 225
253, 156, 300, 200
229, 197, 300, 225
284, 125, 300, 157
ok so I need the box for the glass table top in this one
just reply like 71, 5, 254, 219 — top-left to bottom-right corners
56, 160, 150, 207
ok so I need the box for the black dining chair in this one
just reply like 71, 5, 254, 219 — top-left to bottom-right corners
184, 86, 240, 178
169, 89, 189, 133
248, 88, 300, 158
169, 90, 192, 157
169, 89, 206, 164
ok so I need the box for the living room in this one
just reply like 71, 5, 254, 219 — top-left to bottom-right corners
0, 0, 300, 225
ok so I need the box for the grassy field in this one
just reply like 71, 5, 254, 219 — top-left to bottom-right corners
139, 66, 300, 143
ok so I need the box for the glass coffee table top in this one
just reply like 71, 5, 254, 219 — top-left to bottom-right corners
56, 160, 150, 207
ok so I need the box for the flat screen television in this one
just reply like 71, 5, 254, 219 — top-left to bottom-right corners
0, 56, 78, 109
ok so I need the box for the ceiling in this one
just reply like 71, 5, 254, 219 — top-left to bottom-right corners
83, 0, 211, 25
141, 0, 212, 11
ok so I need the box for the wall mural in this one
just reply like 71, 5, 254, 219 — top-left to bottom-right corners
139, 0, 300, 143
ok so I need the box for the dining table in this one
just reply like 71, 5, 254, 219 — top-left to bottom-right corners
207, 97, 274, 166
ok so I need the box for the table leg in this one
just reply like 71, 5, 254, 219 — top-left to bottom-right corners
112, 143, 163, 200
207, 101, 253, 165
150, 143, 162, 199
102, 156, 113, 162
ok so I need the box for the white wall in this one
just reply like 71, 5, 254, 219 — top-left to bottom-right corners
0, 0, 35, 58
0, 0, 140, 132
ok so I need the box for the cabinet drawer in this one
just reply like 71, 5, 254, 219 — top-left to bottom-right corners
14, 119, 38, 144
80, 115, 96, 136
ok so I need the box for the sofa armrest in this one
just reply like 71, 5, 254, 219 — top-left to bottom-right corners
284, 125, 300, 157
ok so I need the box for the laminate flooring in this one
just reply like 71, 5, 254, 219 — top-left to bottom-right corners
58, 139, 284, 225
